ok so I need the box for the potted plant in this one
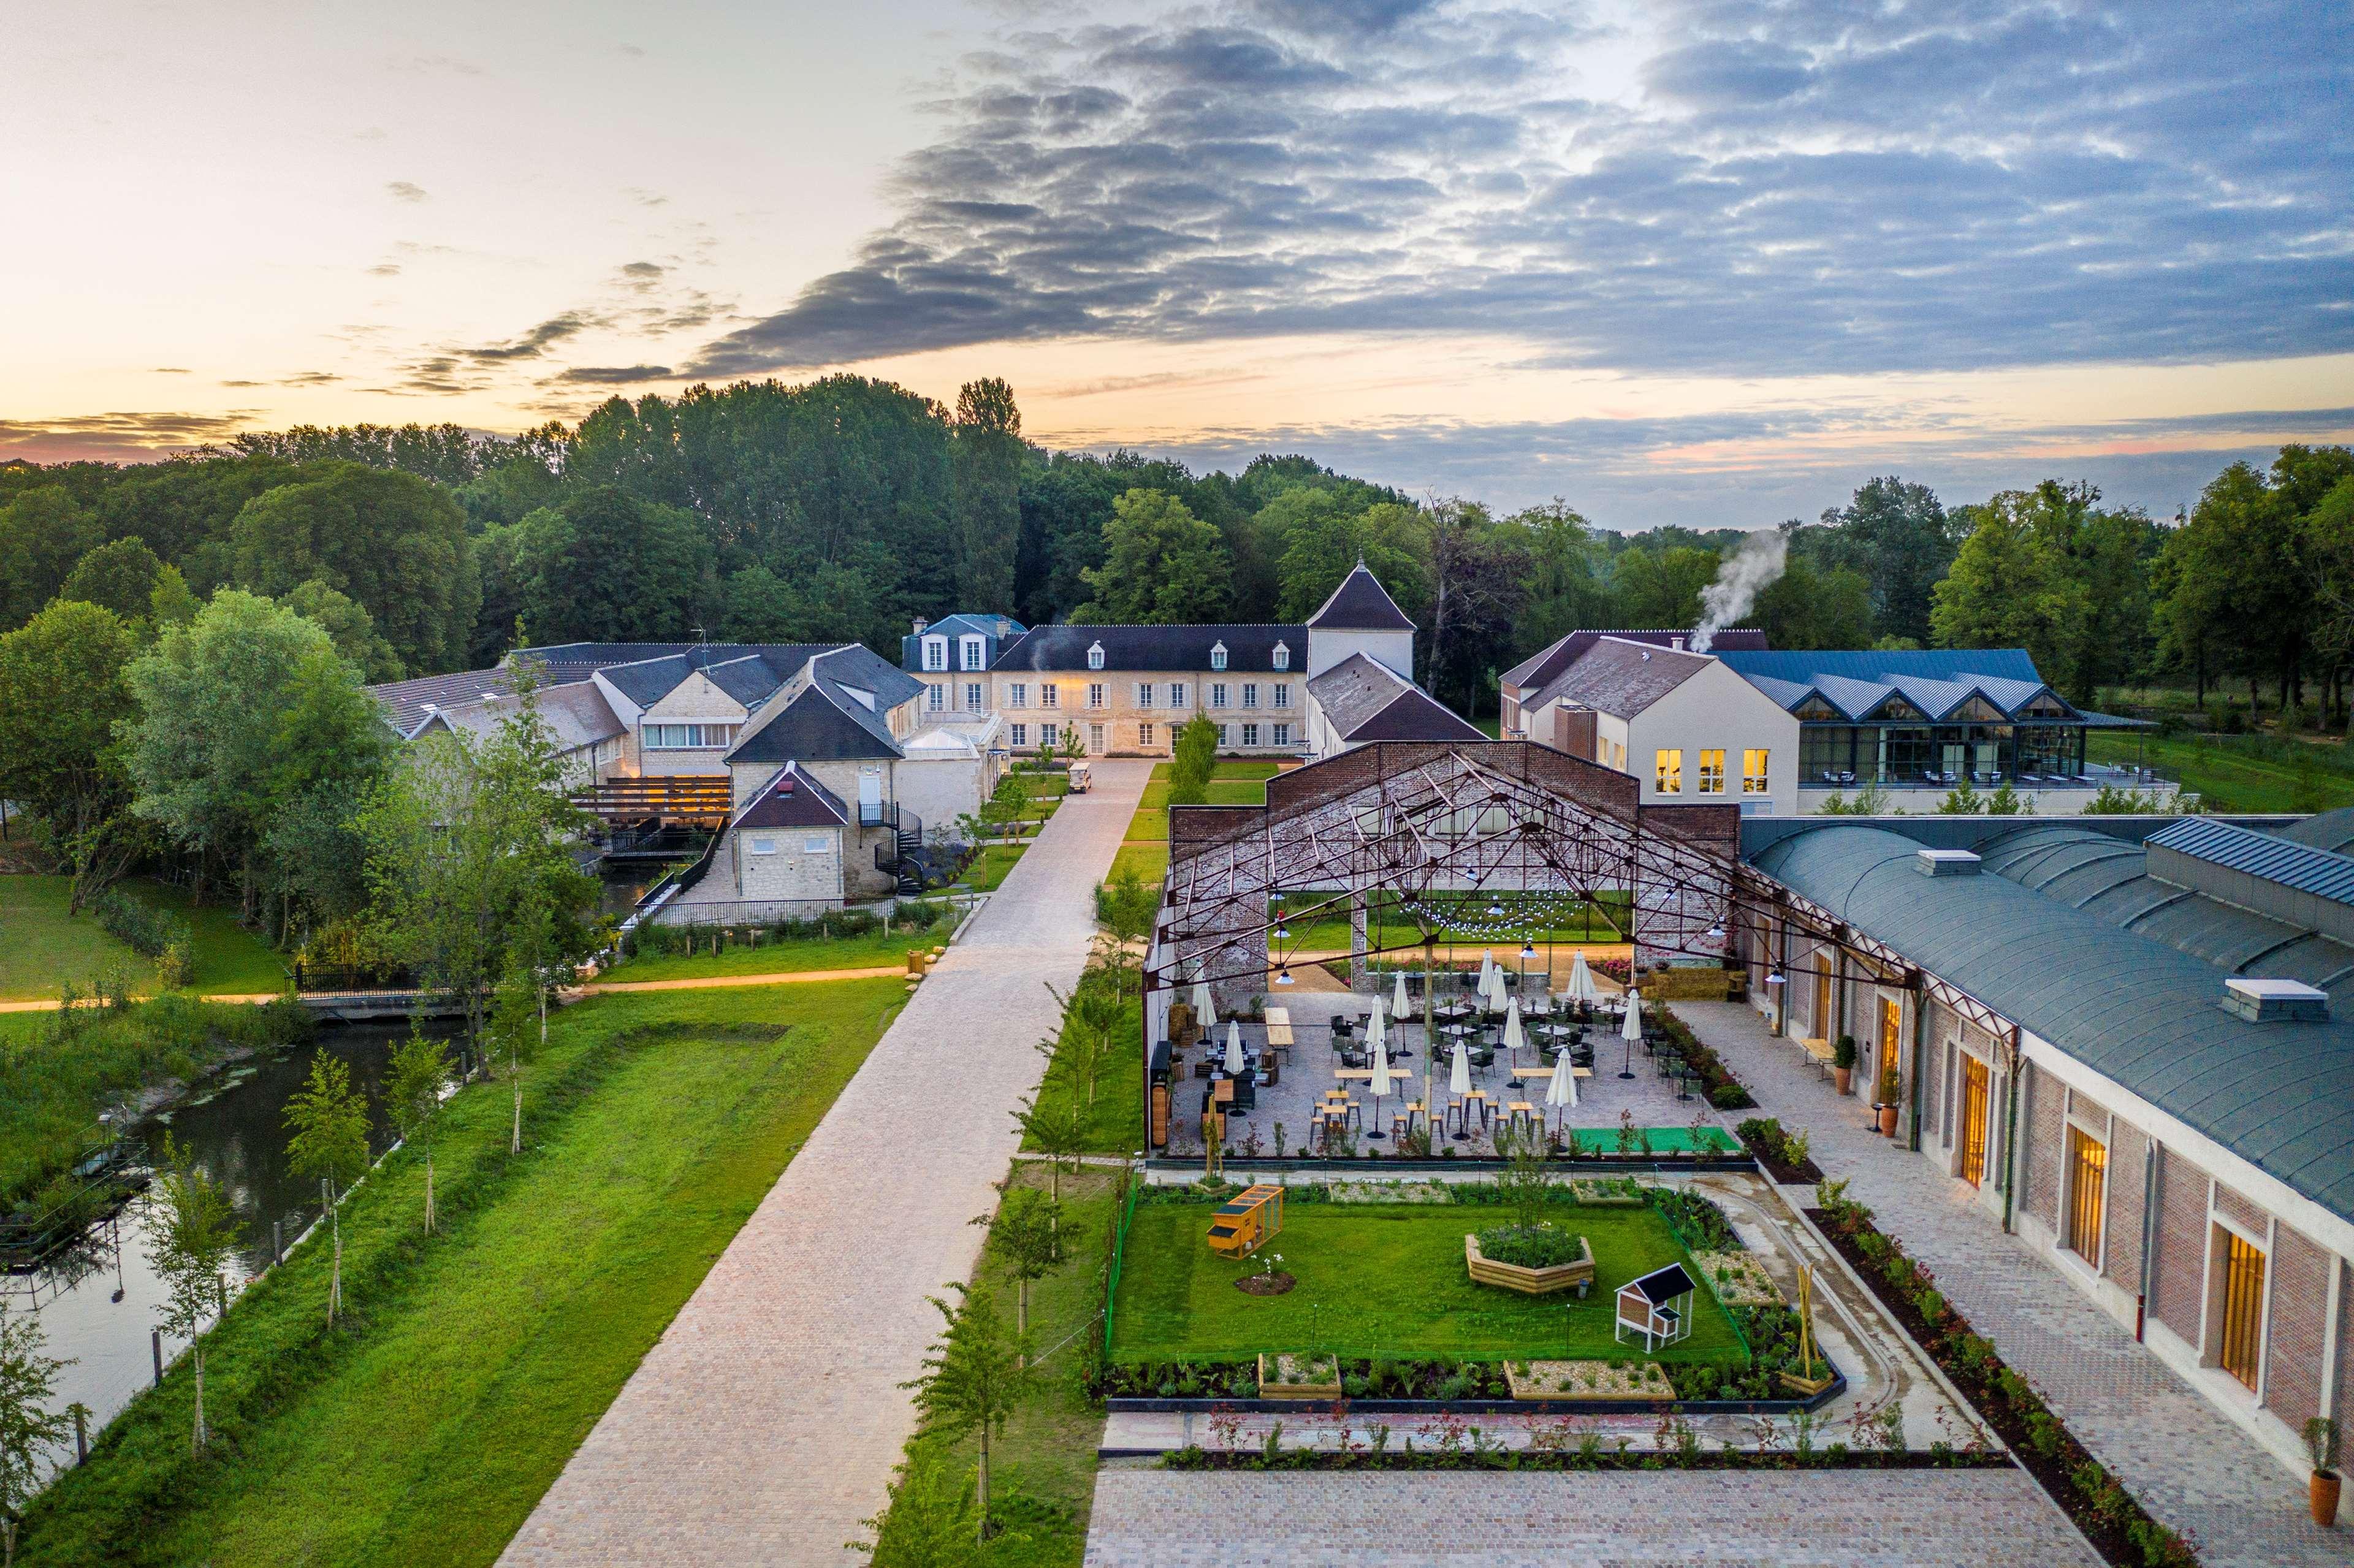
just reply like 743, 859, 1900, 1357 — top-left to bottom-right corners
1875, 1064, 1902, 1136
1831, 1035, 1857, 1095
2308, 1417, 2341, 1527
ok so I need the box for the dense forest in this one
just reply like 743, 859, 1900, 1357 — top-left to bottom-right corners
3, 376, 2352, 728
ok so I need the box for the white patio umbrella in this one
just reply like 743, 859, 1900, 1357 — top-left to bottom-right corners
1447, 1029, 1473, 1141
1192, 979, 1216, 1032
1566, 950, 1598, 1003
1366, 1002, 1394, 1140
1545, 1040, 1578, 1133
1392, 969, 1411, 1021
1616, 987, 1644, 1081
1224, 1020, 1246, 1076
1502, 995, 1526, 1087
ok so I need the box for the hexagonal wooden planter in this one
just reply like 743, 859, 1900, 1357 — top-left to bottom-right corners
1464, 1231, 1594, 1296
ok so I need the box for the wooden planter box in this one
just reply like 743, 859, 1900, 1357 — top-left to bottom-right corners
1465, 1232, 1594, 1296
1505, 1358, 1675, 1402
1257, 1353, 1342, 1401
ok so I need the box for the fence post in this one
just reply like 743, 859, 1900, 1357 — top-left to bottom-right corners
74, 1404, 88, 1464
273, 1219, 283, 1266
151, 1330, 164, 1386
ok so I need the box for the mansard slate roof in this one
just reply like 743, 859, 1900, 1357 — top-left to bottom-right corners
413, 680, 625, 752
1752, 823, 2354, 1224
1304, 563, 1415, 631
992, 623, 1304, 674
1500, 628, 1767, 692
515, 641, 831, 688
726, 681, 901, 764
370, 665, 522, 735
1307, 653, 1485, 744
900, 612, 1026, 670
733, 761, 848, 829
1528, 636, 1713, 720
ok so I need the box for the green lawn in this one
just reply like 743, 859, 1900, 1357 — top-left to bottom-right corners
2089, 731, 2354, 814
21, 980, 906, 1568
1109, 1201, 1743, 1365
603, 919, 952, 981
963, 842, 1029, 892
1128, 807, 1170, 841
1148, 761, 1281, 782
0, 876, 285, 999
1110, 843, 1169, 886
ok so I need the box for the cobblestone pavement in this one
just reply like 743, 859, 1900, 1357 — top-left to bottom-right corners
1681, 1000, 2354, 1568
500, 761, 1151, 1568
1084, 1467, 2099, 1566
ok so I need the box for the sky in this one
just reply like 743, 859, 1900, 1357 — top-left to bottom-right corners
5, 0, 2350, 530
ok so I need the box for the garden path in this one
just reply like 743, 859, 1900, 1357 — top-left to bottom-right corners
498, 759, 1151, 1568
1680, 999, 2354, 1568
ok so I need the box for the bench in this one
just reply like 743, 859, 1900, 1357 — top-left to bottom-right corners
1797, 1036, 1837, 1079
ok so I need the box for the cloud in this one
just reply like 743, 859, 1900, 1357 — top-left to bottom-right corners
152, 367, 189, 374
462, 312, 599, 363
551, 364, 676, 384
367, 263, 402, 276
695, 0, 2353, 381
0, 411, 260, 463
386, 180, 429, 203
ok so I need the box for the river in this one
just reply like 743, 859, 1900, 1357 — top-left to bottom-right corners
7, 1020, 465, 1469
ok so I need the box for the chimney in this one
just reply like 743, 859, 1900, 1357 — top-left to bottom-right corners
1670, 636, 1685, 652
912, 618, 929, 636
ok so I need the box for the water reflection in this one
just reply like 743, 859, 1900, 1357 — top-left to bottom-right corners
7, 1020, 463, 1476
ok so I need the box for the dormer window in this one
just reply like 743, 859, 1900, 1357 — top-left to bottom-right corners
1209, 641, 1227, 672
961, 636, 986, 671
1087, 641, 1105, 671
1271, 641, 1289, 671
923, 636, 947, 672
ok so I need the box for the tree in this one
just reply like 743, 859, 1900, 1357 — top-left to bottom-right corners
952, 379, 1023, 613
385, 1027, 452, 1233
2154, 464, 2306, 708
489, 964, 543, 1156
1075, 490, 1231, 624
1751, 558, 1874, 650
1168, 715, 1218, 805
145, 1133, 240, 1453
353, 688, 600, 1046
903, 1284, 1029, 1543
1509, 500, 1609, 650
0, 601, 146, 910
0, 1305, 71, 1568
1607, 544, 1718, 628
1422, 501, 1528, 716
980, 1187, 1065, 1355
1810, 476, 1957, 644
1010, 1094, 1086, 1217
1273, 500, 1428, 623
0, 486, 103, 630
229, 461, 476, 674
277, 579, 405, 682
1929, 489, 2086, 678
507, 486, 712, 645
284, 1052, 370, 1326
121, 591, 341, 918
59, 536, 170, 625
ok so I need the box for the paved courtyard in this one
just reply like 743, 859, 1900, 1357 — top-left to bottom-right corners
500, 759, 1149, 1568
1680, 1000, 2354, 1568
1085, 1467, 2100, 1567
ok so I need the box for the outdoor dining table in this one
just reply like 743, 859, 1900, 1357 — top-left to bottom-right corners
1262, 1008, 1295, 1060
1518, 1065, 1593, 1081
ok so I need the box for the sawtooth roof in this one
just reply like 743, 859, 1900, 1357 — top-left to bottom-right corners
1753, 823, 2354, 1224
1304, 563, 1415, 631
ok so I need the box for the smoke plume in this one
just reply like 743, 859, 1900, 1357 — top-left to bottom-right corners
1690, 530, 1788, 653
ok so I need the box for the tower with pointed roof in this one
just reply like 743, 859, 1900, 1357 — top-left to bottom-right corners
1304, 559, 1416, 680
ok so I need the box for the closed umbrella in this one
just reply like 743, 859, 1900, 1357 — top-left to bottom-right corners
1447, 1029, 1474, 1141
1503, 995, 1526, 1088
1617, 988, 1643, 1080
1366, 1000, 1393, 1141
1545, 1040, 1578, 1135
1566, 950, 1598, 1003
1225, 1021, 1246, 1077
1392, 970, 1411, 1022
1192, 979, 1216, 1033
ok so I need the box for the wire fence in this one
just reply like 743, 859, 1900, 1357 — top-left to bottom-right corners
1100, 1173, 1142, 1358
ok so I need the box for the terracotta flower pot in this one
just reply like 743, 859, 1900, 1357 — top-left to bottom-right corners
1877, 1103, 1900, 1137
2314, 1471, 2341, 1528
1833, 1067, 1853, 1095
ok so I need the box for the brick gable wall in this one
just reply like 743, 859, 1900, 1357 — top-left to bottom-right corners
2152, 1150, 2211, 1344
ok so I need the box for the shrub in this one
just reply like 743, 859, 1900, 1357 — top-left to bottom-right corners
1710, 1083, 1751, 1111
1474, 1222, 1587, 1268
91, 886, 192, 960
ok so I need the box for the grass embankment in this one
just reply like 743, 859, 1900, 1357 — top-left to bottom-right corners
1119, 763, 1270, 888
1110, 1202, 1742, 1366
962, 842, 1029, 892
869, 1163, 1122, 1567
19, 980, 905, 1568
0, 875, 285, 1000
2087, 730, 2354, 814
598, 918, 953, 983
0, 995, 313, 1212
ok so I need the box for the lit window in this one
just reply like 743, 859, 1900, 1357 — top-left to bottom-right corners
1211, 683, 1228, 709
1273, 683, 1290, 709
1697, 749, 1725, 794
2065, 1125, 2106, 1268
2218, 1228, 2266, 1390
1743, 748, 1772, 794
1272, 641, 1289, 670
1654, 749, 1683, 793
1241, 683, 1259, 709
1272, 723, 1290, 747
1242, 723, 1260, 747
1169, 681, 1188, 708
1136, 682, 1154, 707
1008, 683, 1027, 709
1040, 684, 1058, 708
1011, 723, 1028, 747
1209, 641, 1227, 671
1087, 682, 1105, 709
1138, 721, 1156, 746
1087, 641, 1105, 670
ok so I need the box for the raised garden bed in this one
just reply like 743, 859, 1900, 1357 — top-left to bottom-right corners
1465, 1230, 1593, 1296
1257, 1351, 1341, 1400
1504, 1358, 1673, 1401
1737, 1117, 1826, 1185
1693, 1249, 1781, 1306
1160, 1444, 2004, 1472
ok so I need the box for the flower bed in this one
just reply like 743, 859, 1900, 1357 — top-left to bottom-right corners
1693, 1250, 1781, 1306
1811, 1181, 2199, 1567
1736, 1117, 1826, 1184
1644, 1002, 1756, 1111
1505, 1358, 1672, 1401
1472, 1222, 1589, 1269
1259, 1351, 1341, 1400
1464, 1230, 1594, 1295
1567, 1178, 1645, 1205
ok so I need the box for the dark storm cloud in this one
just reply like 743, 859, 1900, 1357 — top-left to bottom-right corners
693, 0, 2353, 379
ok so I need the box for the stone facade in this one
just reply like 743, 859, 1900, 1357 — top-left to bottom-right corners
991, 668, 1304, 758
